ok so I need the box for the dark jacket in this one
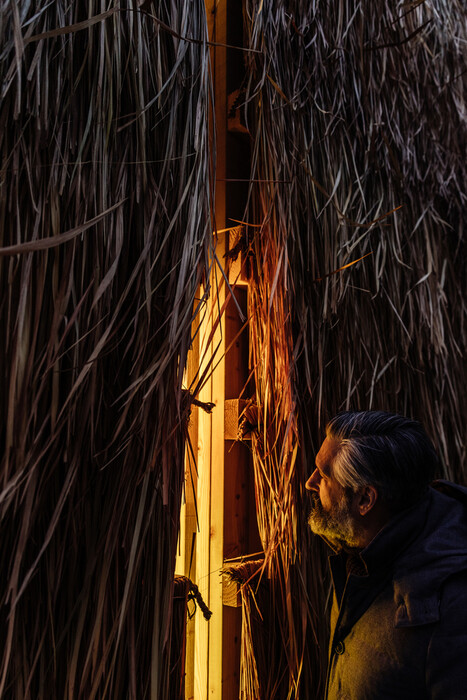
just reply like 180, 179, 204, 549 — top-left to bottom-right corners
326, 481, 467, 700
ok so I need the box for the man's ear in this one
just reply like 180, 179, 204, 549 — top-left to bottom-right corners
356, 485, 378, 516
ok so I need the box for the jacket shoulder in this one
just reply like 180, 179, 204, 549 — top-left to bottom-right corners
394, 485, 467, 627
425, 570, 467, 698
432, 479, 467, 504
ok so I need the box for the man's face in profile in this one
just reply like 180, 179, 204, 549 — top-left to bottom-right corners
306, 437, 361, 549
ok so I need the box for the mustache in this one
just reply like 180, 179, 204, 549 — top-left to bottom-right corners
309, 493, 323, 515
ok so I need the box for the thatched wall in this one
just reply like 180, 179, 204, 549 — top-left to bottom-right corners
242, 0, 466, 697
2, 1, 465, 697
0, 2, 211, 697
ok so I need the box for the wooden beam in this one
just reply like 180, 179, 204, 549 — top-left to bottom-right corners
194, 278, 214, 700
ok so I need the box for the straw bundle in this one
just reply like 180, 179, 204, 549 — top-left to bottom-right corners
242, 0, 466, 696
0, 1, 211, 698
223, 558, 318, 699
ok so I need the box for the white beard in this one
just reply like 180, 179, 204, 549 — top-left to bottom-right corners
308, 493, 362, 550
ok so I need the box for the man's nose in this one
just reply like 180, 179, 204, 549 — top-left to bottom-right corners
305, 468, 319, 491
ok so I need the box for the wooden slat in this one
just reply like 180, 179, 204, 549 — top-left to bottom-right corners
209, 230, 227, 698
205, 0, 227, 697
194, 285, 214, 700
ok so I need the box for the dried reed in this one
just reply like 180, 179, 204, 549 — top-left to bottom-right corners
241, 0, 466, 697
0, 1, 212, 697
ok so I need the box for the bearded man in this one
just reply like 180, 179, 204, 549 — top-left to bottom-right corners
306, 410, 467, 700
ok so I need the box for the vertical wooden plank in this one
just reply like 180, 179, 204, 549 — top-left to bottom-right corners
222, 440, 244, 699
209, 231, 226, 699
224, 442, 249, 559
225, 287, 250, 400
183, 321, 200, 700
194, 285, 212, 700
194, 278, 214, 700
221, 607, 241, 700
223, 286, 249, 700
205, 0, 227, 697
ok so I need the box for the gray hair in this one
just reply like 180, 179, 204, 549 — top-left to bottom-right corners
326, 411, 440, 512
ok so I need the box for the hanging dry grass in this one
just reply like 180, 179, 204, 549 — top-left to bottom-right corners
0, 1, 212, 698
241, 194, 329, 700
241, 0, 466, 697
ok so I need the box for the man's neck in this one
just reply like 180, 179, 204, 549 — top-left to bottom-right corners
352, 501, 394, 550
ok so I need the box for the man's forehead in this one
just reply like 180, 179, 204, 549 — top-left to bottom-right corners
316, 436, 341, 474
